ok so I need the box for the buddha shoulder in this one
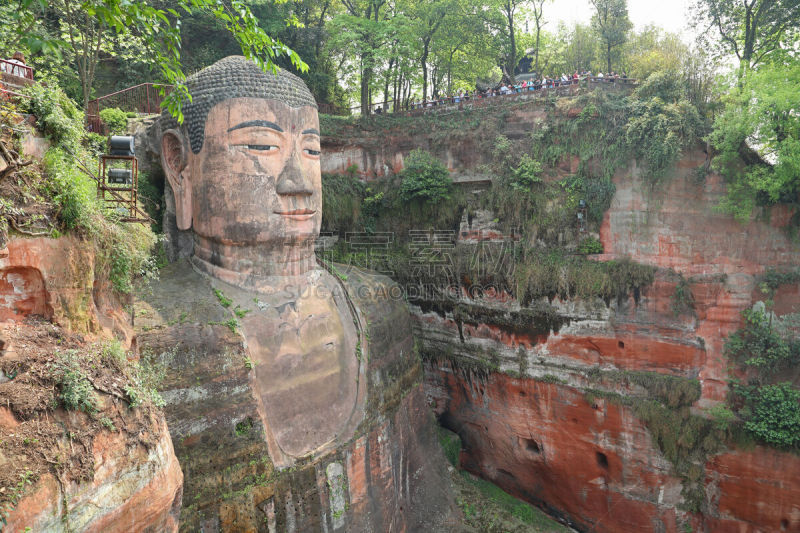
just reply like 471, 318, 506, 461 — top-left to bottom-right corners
135, 259, 232, 331
334, 265, 414, 364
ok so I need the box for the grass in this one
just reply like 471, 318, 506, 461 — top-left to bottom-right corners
52, 350, 99, 413
455, 470, 570, 532
437, 426, 461, 467
438, 423, 568, 531
213, 288, 233, 308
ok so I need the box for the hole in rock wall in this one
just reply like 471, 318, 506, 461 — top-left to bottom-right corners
524, 437, 542, 454
618, 340, 625, 349
0, 267, 52, 322
781, 518, 789, 531
596, 451, 609, 470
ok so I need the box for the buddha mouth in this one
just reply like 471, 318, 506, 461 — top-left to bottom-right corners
275, 209, 316, 220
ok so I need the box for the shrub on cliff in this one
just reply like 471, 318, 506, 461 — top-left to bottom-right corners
725, 308, 800, 374
626, 72, 704, 182
725, 308, 800, 451
737, 383, 800, 449
399, 149, 452, 204
99, 107, 129, 135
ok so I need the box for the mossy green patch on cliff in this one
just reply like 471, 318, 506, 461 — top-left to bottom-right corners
437, 426, 462, 467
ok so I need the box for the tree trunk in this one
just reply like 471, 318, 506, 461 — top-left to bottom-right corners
606, 42, 611, 73
361, 60, 371, 115
507, 1, 516, 83
421, 39, 430, 103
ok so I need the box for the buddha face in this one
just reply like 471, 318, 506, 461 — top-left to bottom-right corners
163, 97, 322, 248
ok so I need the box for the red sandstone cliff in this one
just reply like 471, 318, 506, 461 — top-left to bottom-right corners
320, 100, 800, 532
0, 236, 183, 531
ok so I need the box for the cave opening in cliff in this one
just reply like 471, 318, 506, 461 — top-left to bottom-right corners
596, 451, 609, 470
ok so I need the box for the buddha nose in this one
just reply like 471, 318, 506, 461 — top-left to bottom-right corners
276, 150, 313, 197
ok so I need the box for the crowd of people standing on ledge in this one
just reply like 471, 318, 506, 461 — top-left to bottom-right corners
403, 70, 629, 111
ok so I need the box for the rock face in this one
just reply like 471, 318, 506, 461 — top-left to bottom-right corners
6, 413, 183, 532
410, 152, 800, 532
319, 96, 800, 532
135, 261, 457, 532
0, 236, 184, 531
0, 236, 130, 340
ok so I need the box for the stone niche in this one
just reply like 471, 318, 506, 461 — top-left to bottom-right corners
0, 266, 52, 321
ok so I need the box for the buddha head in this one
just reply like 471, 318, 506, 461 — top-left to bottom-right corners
160, 56, 322, 281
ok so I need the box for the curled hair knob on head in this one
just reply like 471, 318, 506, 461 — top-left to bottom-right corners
160, 56, 317, 154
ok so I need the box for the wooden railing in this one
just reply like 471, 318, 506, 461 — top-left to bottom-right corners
0, 59, 34, 81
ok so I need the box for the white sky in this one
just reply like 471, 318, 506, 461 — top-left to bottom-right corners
539, 0, 698, 42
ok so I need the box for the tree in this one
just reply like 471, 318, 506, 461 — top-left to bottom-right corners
499, 0, 524, 82
692, 0, 800, 75
480, 0, 527, 83
530, 0, 549, 73
710, 62, 800, 220
590, 0, 632, 73
411, 0, 449, 102
337, 0, 391, 115
9, 0, 307, 122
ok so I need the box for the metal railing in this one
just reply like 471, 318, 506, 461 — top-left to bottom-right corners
339, 76, 637, 117
87, 83, 173, 133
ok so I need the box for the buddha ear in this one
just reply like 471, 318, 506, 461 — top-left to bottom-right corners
160, 129, 192, 230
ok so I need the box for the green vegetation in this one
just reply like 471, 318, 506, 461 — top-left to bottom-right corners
213, 288, 233, 308
454, 469, 570, 532
577, 236, 604, 255
209, 318, 239, 334
437, 426, 462, 467
235, 418, 254, 437
583, 370, 720, 512
725, 308, 799, 374
51, 341, 165, 413
53, 350, 99, 413
736, 383, 800, 448
724, 307, 800, 451
671, 274, 695, 316
99, 416, 117, 432
17, 84, 157, 295
0, 471, 34, 527
6, 0, 306, 121
398, 149, 453, 204
98, 107, 128, 135
124, 351, 166, 409
711, 63, 800, 222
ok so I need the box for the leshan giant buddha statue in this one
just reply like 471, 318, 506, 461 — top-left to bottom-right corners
135, 56, 456, 531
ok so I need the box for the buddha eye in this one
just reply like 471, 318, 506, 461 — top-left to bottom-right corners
304, 148, 321, 156
247, 144, 278, 152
